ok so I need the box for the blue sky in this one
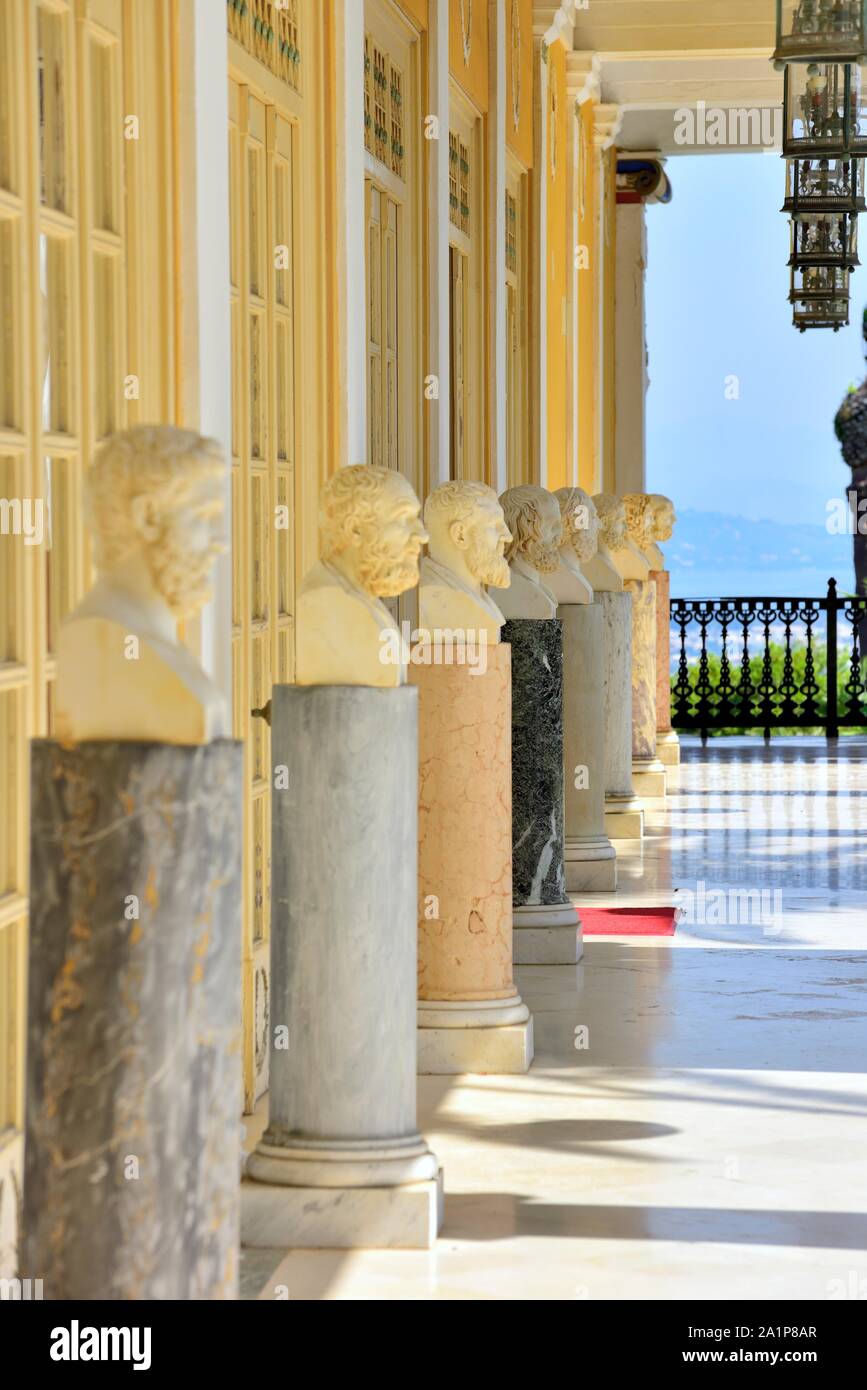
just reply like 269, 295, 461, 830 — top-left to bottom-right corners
645, 152, 865, 531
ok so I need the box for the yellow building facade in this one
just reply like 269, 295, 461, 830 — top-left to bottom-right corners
0, 0, 625, 1270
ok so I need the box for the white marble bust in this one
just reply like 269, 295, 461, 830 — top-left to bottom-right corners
623, 492, 665, 572
493, 486, 562, 620
56, 425, 229, 744
550, 487, 597, 605
585, 493, 626, 592
419, 481, 511, 643
296, 464, 428, 687
605, 492, 651, 582
645, 493, 677, 570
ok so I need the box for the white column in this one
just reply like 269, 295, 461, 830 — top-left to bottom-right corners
531, 38, 549, 486
177, 0, 233, 721
488, 0, 507, 493
334, 0, 367, 468
614, 200, 648, 496
428, 0, 451, 488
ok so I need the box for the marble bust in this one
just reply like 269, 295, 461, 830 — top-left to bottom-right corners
296, 464, 428, 687
56, 425, 229, 744
645, 493, 677, 570
550, 487, 597, 605
419, 481, 511, 643
584, 493, 626, 592
606, 492, 651, 582
623, 492, 665, 571
493, 486, 562, 620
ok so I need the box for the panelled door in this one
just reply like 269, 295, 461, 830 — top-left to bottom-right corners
448, 89, 485, 484
227, 54, 300, 1113
363, 1, 423, 629
0, 0, 176, 1277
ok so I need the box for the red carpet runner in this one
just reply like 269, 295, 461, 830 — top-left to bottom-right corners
579, 907, 678, 937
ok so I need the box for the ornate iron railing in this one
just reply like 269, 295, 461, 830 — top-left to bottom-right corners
671, 579, 867, 738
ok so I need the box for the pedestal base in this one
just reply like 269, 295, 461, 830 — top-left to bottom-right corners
564, 836, 617, 893
632, 758, 667, 800
241, 1170, 444, 1251
513, 902, 583, 964
604, 794, 645, 840
657, 730, 681, 766
418, 1016, 534, 1074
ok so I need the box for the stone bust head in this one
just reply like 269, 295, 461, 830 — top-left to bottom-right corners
622, 493, 656, 551
554, 487, 601, 563
499, 485, 563, 575
592, 493, 628, 553
85, 424, 227, 619
58, 424, 229, 744
648, 494, 677, 542
423, 480, 511, 590
320, 464, 428, 599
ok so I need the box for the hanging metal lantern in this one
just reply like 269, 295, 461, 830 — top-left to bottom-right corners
775, 1, 867, 67
783, 61, 867, 155
783, 154, 866, 211
790, 263, 851, 328
789, 209, 860, 267
792, 294, 851, 327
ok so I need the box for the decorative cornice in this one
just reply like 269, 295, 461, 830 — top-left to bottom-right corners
593, 103, 623, 152
565, 51, 600, 106
532, 2, 575, 49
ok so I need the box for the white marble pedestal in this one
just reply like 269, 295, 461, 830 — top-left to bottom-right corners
600, 591, 645, 840
561, 603, 617, 892
243, 685, 441, 1250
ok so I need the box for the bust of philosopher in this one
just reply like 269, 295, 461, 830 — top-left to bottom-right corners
295, 464, 428, 687
419, 480, 511, 643
493, 486, 563, 620
549, 487, 598, 605
56, 424, 229, 744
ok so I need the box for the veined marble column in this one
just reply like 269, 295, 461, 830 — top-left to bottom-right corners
24, 740, 243, 1300
244, 685, 442, 1251
502, 618, 582, 964
652, 568, 680, 766
561, 604, 617, 891
599, 590, 645, 839
411, 647, 533, 1074
625, 577, 667, 800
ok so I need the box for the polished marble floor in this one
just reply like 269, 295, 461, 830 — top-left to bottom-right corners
244, 736, 867, 1301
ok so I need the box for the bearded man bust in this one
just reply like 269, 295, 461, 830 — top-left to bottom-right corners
296, 464, 428, 687
56, 425, 229, 744
419, 481, 511, 643
494, 486, 563, 619
550, 487, 597, 604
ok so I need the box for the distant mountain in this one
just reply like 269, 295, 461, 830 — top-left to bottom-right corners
667, 509, 857, 601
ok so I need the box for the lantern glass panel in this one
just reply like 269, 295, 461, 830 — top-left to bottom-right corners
848, 62, 867, 150
783, 155, 866, 210
784, 62, 850, 153
788, 209, 860, 266
776, 1, 867, 65
789, 262, 851, 299
792, 295, 850, 329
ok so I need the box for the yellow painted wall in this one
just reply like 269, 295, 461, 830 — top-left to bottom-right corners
449, 0, 488, 112
397, 0, 428, 29
602, 145, 618, 494
576, 100, 598, 493
545, 41, 568, 490
506, 0, 533, 169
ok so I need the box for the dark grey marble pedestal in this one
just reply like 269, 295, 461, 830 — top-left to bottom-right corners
23, 740, 243, 1301
501, 619, 581, 964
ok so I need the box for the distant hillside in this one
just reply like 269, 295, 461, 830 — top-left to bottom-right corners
667, 510, 857, 601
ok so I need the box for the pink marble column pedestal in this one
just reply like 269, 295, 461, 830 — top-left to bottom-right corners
410, 646, 533, 1075
652, 568, 680, 767
625, 577, 667, 801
